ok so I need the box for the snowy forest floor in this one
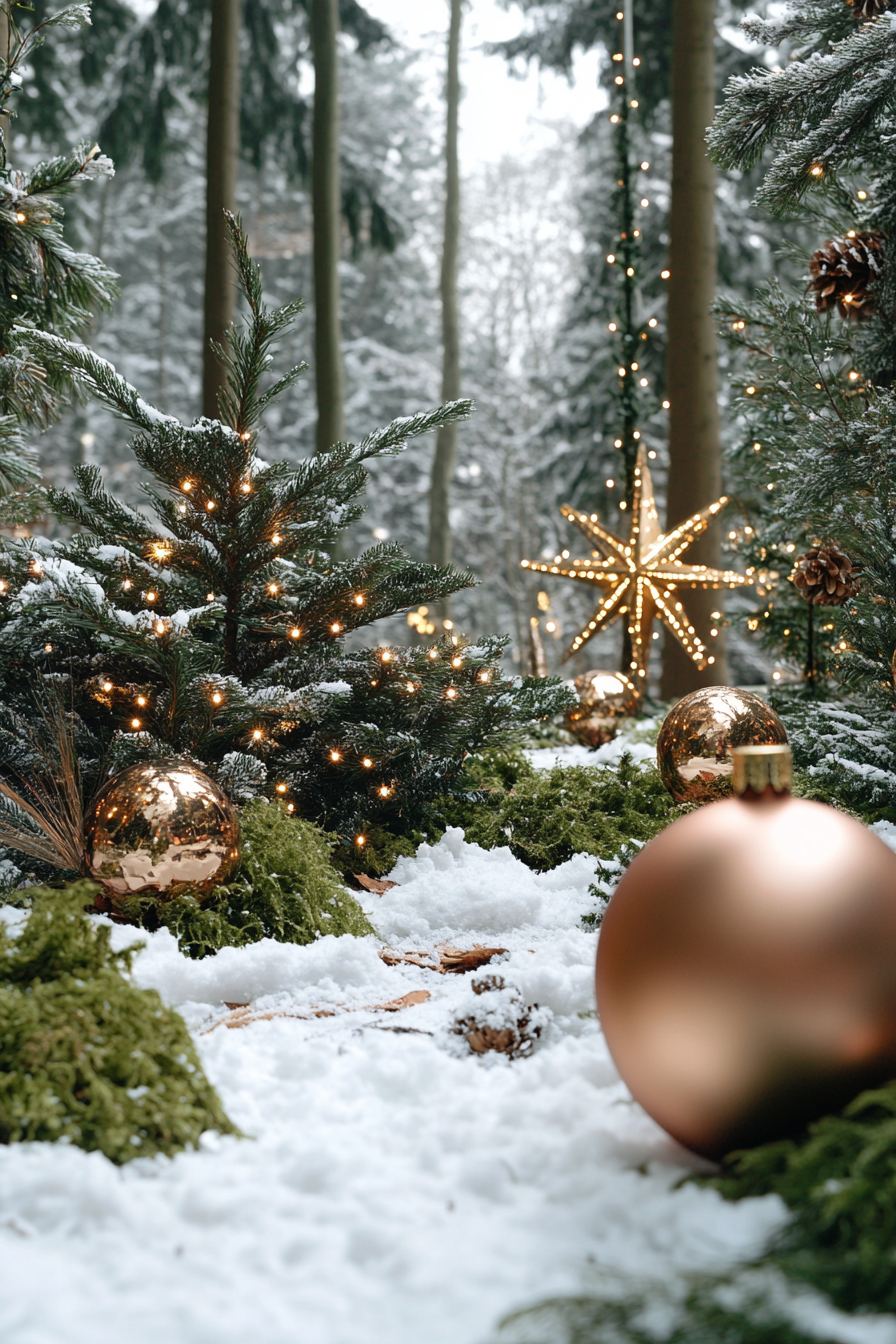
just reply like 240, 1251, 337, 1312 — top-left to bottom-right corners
2, 731, 887, 1344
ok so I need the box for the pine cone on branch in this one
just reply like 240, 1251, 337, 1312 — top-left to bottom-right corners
847, 0, 889, 20
791, 544, 860, 606
809, 232, 885, 319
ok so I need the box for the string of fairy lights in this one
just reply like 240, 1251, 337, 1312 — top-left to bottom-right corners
602, 1, 673, 510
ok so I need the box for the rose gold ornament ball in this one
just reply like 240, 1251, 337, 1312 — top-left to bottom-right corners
596, 746, 896, 1160
564, 669, 641, 748
85, 759, 241, 901
656, 685, 788, 803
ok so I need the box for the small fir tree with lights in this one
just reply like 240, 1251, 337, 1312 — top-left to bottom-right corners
0, 213, 569, 883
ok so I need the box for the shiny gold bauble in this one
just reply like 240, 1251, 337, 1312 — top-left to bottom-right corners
564, 670, 641, 748
656, 685, 788, 803
85, 760, 241, 899
596, 746, 896, 1159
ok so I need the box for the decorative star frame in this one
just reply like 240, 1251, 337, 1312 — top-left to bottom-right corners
521, 449, 749, 688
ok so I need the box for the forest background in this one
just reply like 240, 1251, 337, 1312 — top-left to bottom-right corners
7, 0, 797, 691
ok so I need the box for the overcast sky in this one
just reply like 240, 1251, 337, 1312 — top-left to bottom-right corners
362, 0, 602, 165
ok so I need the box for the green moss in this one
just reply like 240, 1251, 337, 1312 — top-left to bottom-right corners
710, 1081, 896, 1316
444, 750, 683, 871
0, 884, 238, 1163
118, 800, 375, 959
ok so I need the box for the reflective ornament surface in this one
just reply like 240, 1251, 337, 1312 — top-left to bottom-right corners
656, 685, 788, 803
596, 746, 896, 1159
564, 670, 640, 747
85, 760, 240, 899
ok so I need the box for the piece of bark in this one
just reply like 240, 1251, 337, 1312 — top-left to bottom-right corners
353, 873, 399, 895
438, 945, 507, 974
204, 989, 430, 1033
377, 990, 430, 1012
378, 944, 507, 974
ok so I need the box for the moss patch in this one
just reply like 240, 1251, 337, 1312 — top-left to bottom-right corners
117, 800, 376, 959
0, 884, 237, 1163
444, 749, 683, 871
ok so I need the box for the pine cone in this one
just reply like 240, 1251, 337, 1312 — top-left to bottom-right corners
809, 231, 885, 319
791, 544, 859, 606
847, 0, 889, 19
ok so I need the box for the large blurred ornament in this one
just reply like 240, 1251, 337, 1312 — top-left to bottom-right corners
656, 685, 788, 803
85, 760, 240, 899
564, 670, 640, 748
596, 744, 896, 1159
520, 446, 747, 687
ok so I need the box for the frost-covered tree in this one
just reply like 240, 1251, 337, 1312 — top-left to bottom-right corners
0, 2, 117, 510
0, 217, 569, 874
707, 0, 896, 796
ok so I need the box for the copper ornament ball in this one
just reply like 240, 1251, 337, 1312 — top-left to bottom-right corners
85, 759, 241, 899
564, 670, 640, 748
656, 685, 788, 803
596, 746, 896, 1160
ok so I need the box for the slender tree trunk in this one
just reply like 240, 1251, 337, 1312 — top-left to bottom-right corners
310, 0, 345, 453
660, 0, 727, 698
428, 0, 463, 594
0, 11, 12, 169
202, 0, 242, 421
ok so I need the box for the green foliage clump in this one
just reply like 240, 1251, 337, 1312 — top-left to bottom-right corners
120, 800, 375, 959
445, 750, 682, 871
498, 1285, 830, 1344
712, 1081, 896, 1317
0, 884, 237, 1164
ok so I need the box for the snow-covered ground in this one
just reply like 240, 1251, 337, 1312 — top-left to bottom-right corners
0, 822, 789, 1344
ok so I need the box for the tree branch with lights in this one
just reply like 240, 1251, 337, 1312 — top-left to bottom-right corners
0, 212, 571, 872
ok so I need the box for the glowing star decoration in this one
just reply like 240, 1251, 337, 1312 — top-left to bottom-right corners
520, 448, 748, 686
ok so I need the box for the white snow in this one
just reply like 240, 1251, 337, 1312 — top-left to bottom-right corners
869, 819, 896, 854
526, 716, 660, 773
0, 828, 790, 1344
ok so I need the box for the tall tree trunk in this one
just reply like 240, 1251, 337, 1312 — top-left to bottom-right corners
203, 0, 242, 421
661, 0, 727, 698
310, 0, 345, 453
0, 10, 12, 169
428, 0, 462, 593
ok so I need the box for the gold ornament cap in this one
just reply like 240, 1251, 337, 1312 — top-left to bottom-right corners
731, 744, 792, 797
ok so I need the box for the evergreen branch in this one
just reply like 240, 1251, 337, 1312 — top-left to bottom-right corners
708, 19, 896, 203
214, 212, 307, 434
352, 400, 474, 462
18, 329, 189, 434
0, 415, 38, 493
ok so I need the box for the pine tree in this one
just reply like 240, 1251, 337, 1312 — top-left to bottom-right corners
0, 215, 569, 868
0, 2, 117, 511
708, 0, 896, 729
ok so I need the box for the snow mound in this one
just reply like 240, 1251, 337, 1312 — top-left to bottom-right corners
1, 822, 791, 1344
380, 827, 600, 937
